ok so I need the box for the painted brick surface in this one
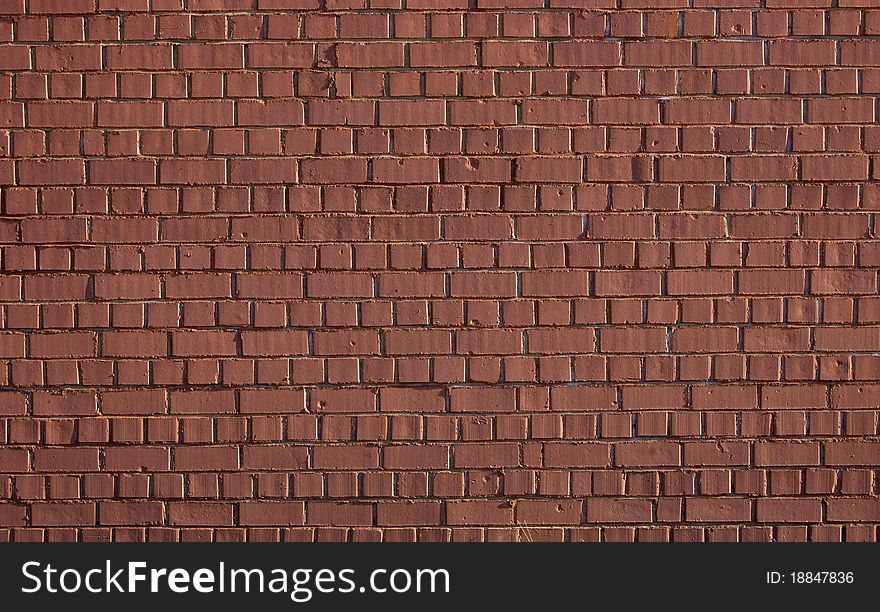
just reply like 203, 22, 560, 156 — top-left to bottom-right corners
0, 1, 879, 543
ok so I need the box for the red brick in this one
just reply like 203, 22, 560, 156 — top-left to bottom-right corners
99, 501, 164, 526
756, 499, 822, 523
686, 498, 751, 522
307, 501, 373, 526
586, 499, 651, 523
552, 42, 621, 67
335, 42, 404, 68
169, 503, 234, 526
447, 500, 513, 525
239, 502, 305, 526
31, 503, 96, 526
544, 443, 611, 468
248, 43, 314, 68
377, 501, 441, 526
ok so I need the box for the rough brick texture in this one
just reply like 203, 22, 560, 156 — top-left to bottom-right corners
0, 1, 879, 543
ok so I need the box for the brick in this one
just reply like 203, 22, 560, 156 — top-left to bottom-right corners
667, 271, 733, 295
826, 499, 880, 523
377, 501, 441, 526
383, 445, 449, 470
739, 270, 805, 295
522, 271, 590, 297
314, 330, 379, 355
483, 41, 548, 67
30, 332, 95, 358
160, 159, 226, 185
90, 160, 158, 186
445, 216, 512, 241
658, 156, 726, 182
33, 391, 97, 416
684, 442, 749, 467
230, 158, 297, 184
379, 100, 445, 126
237, 100, 304, 126
593, 99, 659, 124
686, 498, 751, 523
248, 43, 314, 68
600, 328, 667, 353
373, 158, 440, 184
449, 100, 517, 125
410, 42, 477, 67
696, 41, 763, 66
450, 387, 516, 413
241, 330, 308, 357
808, 98, 874, 124
301, 158, 368, 183
544, 443, 611, 468
314, 446, 378, 469
28, 102, 94, 128
105, 447, 170, 472
99, 501, 164, 526
335, 42, 404, 68
756, 499, 822, 523
528, 329, 595, 354
586, 499, 651, 523
307, 502, 373, 526
35, 45, 101, 70
168, 101, 234, 127
516, 500, 582, 525
105, 44, 173, 69
35, 448, 100, 472
824, 442, 880, 466
552, 42, 621, 67
102, 331, 168, 358
307, 100, 375, 126
594, 271, 661, 296
172, 331, 237, 357
179, 44, 244, 69
769, 41, 835, 66
755, 442, 821, 466
801, 155, 869, 181
626, 41, 692, 67
239, 502, 305, 526
231, 217, 300, 242
736, 98, 803, 125
32, 503, 96, 526
447, 500, 513, 525
102, 390, 166, 415
169, 503, 234, 526
616, 441, 680, 467
692, 385, 759, 410
174, 446, 240, 471
242, 445, 308, 470
19, 160, 84, 185
239, 389, 306, 414
94, 273, 161, 298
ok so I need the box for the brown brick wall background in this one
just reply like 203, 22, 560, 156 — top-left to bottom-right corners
0, 0, 878, 542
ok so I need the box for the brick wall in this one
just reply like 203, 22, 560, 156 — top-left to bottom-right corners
0, 0, 878, 543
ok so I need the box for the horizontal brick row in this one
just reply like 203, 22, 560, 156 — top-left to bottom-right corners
3, 40, 880, 70
1, 498, 878, 528
3, 440, 880, 468
2, 412, 877, 441
0, 384, 879, 412
2, 524, 874, 543
4, 156, 880, 185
